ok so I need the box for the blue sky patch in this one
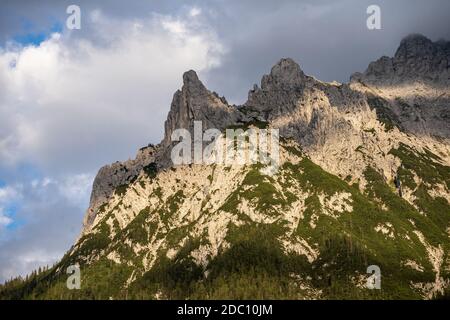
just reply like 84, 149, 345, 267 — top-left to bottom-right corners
13, 21, 63, 46
3, 204, 23, 231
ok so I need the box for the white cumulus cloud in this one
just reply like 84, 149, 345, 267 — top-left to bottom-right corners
0, 8, 224, 173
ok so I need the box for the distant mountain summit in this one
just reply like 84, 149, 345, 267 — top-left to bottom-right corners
351, 34, 450, 139
352, 34, 450, 85
2, 34, 449, 300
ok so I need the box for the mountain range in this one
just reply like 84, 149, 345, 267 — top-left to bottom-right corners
1, 33, 449, 300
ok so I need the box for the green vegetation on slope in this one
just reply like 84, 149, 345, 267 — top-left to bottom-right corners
1, 143, 449, 300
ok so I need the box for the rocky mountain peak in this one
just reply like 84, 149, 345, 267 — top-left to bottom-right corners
182, 69, 207, 94
243, 58, 310, 120
352, 34, 450, 85
162, 70, 237, 147
394, 33, 435, 59
183, 69, 200, 82
261, 58, 307, 89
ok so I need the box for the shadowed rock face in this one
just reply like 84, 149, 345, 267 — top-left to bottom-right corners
352, 34, 450, 85
244, 58, 309, 120
394, 34, 450, 82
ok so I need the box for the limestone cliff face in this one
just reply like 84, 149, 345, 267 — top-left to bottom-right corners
82, 34, 450, 236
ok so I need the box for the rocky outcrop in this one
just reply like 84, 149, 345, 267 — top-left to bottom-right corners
81, 145, 157, 234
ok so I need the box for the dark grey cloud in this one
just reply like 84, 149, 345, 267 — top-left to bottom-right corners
2, 1, 449, 104
202, 0, 450, 103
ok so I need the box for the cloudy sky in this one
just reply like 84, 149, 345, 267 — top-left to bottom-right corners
0, 0, 449, 282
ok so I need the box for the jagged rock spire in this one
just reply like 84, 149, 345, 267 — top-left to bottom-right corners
181, 70, 208, 95
244, 58, 309, 119
162, 70, 237, 146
